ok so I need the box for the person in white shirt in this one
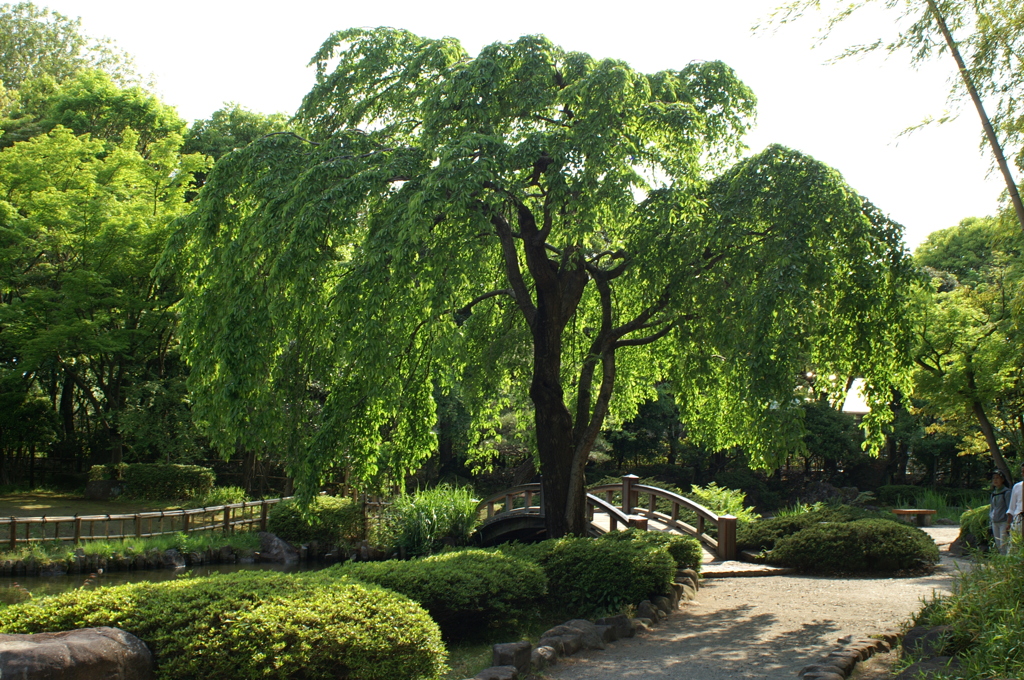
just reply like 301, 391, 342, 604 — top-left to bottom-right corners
1005, 462, 1024, 551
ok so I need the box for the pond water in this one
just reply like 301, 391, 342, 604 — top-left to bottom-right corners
0, 562, 323, 606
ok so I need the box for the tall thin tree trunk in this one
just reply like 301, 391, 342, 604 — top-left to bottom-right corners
925, 0, 1024, 232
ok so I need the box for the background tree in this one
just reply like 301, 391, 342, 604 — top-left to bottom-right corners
168, 29, 914, 536
911, 215, 1024, 482
773, 0, 1024, 231
0, 114, 208, 466
0, 2, 138, 94
1, 69, 183, 150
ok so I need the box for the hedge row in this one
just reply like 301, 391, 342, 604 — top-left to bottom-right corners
0, 570, 446, 680
89, 463, 215, 501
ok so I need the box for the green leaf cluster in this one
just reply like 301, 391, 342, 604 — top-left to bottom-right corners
337, 549, 545, 638
372, 484, 480, 557
498, 532, 676, 618
0, 570, 447, 679
267, 494, 365, 547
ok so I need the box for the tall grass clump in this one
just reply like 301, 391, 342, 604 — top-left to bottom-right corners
376, 484, 480, 557
913, 547, 1024, 678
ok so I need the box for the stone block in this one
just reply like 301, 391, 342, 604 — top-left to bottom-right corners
492, 641, 531, 676
637, 600, 661, 622
596, 613, 631, 640
474, 665, 518, 680
532, 646, 558, 670
653, 595, 674, 614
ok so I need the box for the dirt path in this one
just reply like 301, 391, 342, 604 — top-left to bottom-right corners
541, 527, 964, 680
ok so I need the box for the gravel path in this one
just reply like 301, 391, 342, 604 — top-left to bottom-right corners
541, 527, 964, 680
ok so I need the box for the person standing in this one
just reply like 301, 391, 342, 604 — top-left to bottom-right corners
1005, 462, 1024, 552
990, 470, 1011, 554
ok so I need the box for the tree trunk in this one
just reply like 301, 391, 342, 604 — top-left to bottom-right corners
973, 400, 1012, 484
531, 307, 588, 538
925, 0, 1024, 233
59, 373, 76, 446
109, 429, 123, 466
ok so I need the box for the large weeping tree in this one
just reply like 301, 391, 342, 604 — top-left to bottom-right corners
166, 29, 914, 537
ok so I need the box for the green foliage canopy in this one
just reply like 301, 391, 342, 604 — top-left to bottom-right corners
168, 29, 914, 535
0, 2, 138, 93
911, 216, 1024, 479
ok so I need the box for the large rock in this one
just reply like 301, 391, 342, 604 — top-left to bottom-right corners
542, 621, 605, 650
0, 627, 153, 680
160, 549, 185, 569
258, 532, 299, 564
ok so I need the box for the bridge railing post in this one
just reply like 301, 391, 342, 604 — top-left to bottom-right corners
621, 474, 638, 514
717, 514, 737, 561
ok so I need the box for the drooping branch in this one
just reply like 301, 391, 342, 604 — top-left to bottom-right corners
453, 288, 514, 325
612, 322, 676, 349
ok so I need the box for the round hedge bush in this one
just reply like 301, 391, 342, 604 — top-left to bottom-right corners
267, 495, 365, 547
533, 536, 675, 618
769, 519, 939, 574
599, 528, 703, 573
736, 505, 883, 552
336, 549, 546, 638
0, 570, 446, 680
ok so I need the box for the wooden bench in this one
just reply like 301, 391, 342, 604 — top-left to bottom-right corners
892, 508, 938, 527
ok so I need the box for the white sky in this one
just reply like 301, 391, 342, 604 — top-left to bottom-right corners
42, 0, 1011, 250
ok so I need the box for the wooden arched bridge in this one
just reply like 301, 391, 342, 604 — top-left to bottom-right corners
475, 474, 737, 560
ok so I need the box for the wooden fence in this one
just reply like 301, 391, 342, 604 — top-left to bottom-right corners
2, 498, 289, 551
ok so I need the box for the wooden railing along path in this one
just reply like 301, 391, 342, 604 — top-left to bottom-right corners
2, 497, 289, 550
477, 474, 737, 560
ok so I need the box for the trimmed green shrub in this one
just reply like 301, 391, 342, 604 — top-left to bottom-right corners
600, 528, 703, 572
737, 505, 886, 552
769, 519, 939, 574
520, 536, 676, 618
0, 570, 446, 679
267, 495, 365, 547
337, 549, 545, 638
120, 464, 215, 501
375, 484, 480, 557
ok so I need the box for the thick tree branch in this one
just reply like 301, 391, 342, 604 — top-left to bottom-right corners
487, 209, 537, 326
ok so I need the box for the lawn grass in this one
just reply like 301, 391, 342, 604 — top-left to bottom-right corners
0, 491, 189, 518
